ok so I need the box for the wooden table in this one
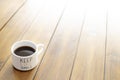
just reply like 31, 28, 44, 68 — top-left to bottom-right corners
0, 0, 120, 80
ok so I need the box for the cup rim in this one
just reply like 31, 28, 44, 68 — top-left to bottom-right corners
11, 40, 38, 58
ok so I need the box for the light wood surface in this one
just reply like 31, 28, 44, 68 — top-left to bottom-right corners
70, 7, 107, 80
105, 2, 120, 80
0, 0, 120, 80
34, 0, 85, 79
0, 0, 26, 30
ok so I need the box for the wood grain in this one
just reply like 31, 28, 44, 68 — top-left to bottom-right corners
0, 0, 26, 30
0, 0, 115, 80
0, 0, 67, 80
34, 0, 85, 80
0, 0, 47, 70
105, 2, 120, 80
70, 6, 107, 80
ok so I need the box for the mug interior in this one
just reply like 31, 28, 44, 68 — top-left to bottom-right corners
12, 40, 37, 57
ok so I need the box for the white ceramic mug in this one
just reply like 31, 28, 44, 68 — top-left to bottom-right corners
11, 40, 44, 71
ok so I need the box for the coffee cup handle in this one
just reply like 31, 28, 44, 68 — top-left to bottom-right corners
37, 44, 44, 55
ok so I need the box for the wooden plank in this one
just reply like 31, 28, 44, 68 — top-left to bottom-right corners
0, 0, 67, 80
33, 0, 85, 80
105, 2, 120, 80
70, 5, 107, 80
0, 0, 47, 70
0, 0, 26, 30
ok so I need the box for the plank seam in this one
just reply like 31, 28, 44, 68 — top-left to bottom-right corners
32, 1, 69, 80
0, 0, 27, 32
69, 12, 86, 80
0, 55, 11, 71
0, 0, 27, 71
103, 11, 108, 80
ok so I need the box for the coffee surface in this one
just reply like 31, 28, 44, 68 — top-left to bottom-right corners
14, 46, 35, 56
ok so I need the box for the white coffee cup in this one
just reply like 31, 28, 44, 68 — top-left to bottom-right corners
11, 40, 44, 71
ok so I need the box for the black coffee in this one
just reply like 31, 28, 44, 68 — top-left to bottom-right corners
14, 46, 35, 56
